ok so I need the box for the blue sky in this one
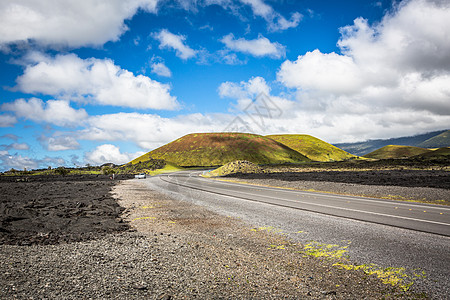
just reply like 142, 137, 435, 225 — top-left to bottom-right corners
1, 0, 449, 171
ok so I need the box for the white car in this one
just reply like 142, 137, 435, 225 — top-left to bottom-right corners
135, 173, 146, 179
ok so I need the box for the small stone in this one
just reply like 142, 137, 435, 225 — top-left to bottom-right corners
321, 290, 337, 296
132, 282, 148, 290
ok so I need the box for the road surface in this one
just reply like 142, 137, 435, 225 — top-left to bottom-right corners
160, 171, 450, 237
144, 170, 450, 297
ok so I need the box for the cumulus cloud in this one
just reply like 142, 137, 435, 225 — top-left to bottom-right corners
0, 151, 67, 171
221, 34, 285, 58
0, 143, 30, 151
153, 29, 197, 60
15, 53, 178, 110
219, 76, 271, 100
218, 76, 296, 125
0, 153, 38, 170
217, 50, 246, 65
240, 0, 302, 31
278, 50, 364, 95
0, 114, 17, 127
2, 98, 88, 127
275, 0, 450, 140
78, 112, 233, 150
151, 62, 172, 77
39, 135, 80, 151
0, 0, 159, 48
84, 144, 145, 165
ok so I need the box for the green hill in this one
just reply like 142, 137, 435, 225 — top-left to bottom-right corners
363, 145, 431, 159
267, 134, 355, 162
418, 130, 450, 148
412, 147, 450, 161
132, 132, 311, 167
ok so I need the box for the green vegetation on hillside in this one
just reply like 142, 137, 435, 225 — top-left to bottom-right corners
145, 162, 184, 176
2, 159, 174, 177
267, 134, 355, 162
203, 160, 265, 177
418, 130, 450, 148
412, 147, 450, 161
363, 145, 431, 159
115, 159, 166, 174
132, 133, 311, 167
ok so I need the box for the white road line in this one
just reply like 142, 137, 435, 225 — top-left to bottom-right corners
165, 174, 450, 227
196, 176, 450, 211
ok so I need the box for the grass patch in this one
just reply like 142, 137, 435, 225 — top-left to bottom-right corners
267, 134, 356, 162
364, 145, 431, 159
203, 160, 264, 177
300, 241, 424, 292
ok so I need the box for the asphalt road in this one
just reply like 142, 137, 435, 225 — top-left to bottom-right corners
160, 171, 450, 237
145, 170, 450, 297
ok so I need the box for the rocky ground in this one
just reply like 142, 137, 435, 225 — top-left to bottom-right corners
0, 175, 130, 246
0, 176, 423, 299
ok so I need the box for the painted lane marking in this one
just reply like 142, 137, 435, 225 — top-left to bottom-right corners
164, 175, 450, 228
197, 175, 450, 211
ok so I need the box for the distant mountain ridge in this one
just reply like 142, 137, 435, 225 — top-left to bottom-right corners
334, 130, 449, 156
418, 130, 450, 148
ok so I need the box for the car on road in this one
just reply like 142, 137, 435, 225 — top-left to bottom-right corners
135, 173, 146, 179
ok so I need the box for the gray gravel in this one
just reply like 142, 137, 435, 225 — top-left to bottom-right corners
0, 179, 420, 299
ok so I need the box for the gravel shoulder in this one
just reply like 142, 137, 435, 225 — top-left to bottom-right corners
0, 177, 422, 299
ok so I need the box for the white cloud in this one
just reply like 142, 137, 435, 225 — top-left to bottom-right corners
219, 51, 245, 65
78, 112, 233, 150
275, 12, 302, 31
1, 143, 30, 151
16, 53, 179, 110
240, 0, 302, 31
2, 98, 88, 127
0, 152, 67, 171
153, 29, 197, 60
0, 143, 30, 151
12, 143, 30, 150
221, 34, 285, 58
219, 76, 271, 100
274, 0, 450, 140
39, 135, 80, 151
0, 153, 38, 171
151, 62, 172, 77
84, 144, 144, 165
338, 2, 450, 73
218, 77, 296, 121
278, 50, 364, 95
0, 0, 159, 48
0, 114, 17, 127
